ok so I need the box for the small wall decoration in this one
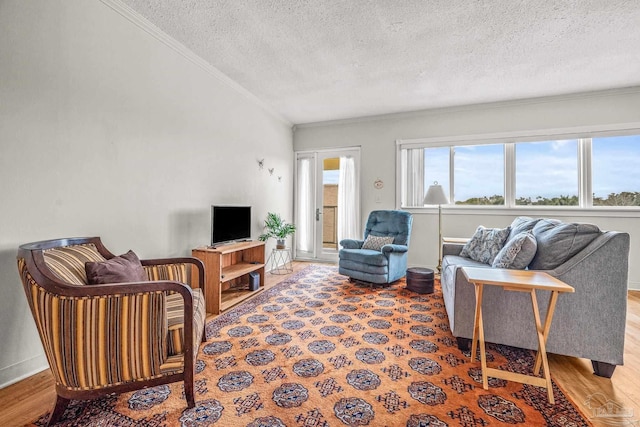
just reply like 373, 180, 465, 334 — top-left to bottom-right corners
374, 179, 384, 189
257, 159, 280, 182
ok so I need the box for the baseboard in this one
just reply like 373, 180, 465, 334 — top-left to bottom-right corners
628, 280, 640, 291
0, 354, 48, 389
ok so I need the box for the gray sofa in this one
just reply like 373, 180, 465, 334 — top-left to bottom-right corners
441, 216, 630, 378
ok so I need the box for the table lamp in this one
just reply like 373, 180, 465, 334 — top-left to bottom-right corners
423, 182, 449, 273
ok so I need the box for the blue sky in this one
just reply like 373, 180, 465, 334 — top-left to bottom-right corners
592, 135, 640, 198
424, 135, 640, 201
515, 140, 578, 200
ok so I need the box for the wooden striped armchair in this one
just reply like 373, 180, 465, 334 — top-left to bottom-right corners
17, 237, 206, 426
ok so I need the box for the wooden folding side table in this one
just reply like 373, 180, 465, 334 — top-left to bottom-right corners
461, 267, 574, 404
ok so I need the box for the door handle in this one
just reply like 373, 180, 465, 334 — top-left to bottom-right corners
316, 208, 322, 221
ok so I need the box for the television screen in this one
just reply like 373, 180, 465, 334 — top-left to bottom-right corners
211, 205, 252, 245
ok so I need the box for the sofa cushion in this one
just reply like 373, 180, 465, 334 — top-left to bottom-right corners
441, 255, 488, 308
166, 288, 206, 356
508, 217, 541, 242
339, 259, 389, 276
339, 248, 389, 266
362, 235, 394, 251
492, 232, 537, 269
442, 254, 489, 270
459, 226, 511, 265
528, 219, 601, 270
85, 250, 148, 285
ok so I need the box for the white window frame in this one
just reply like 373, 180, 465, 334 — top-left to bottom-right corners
396, 124, 640, 218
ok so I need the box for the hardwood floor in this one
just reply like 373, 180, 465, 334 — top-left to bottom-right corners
549, 289, 640, 425
1, 262, 638, 427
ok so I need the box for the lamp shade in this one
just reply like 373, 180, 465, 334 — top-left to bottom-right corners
423, 183, 449, 205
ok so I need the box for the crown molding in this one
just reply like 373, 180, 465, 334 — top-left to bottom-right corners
296, 86, 640, 129
396, 122, 640, 148
99, 0, 292, 128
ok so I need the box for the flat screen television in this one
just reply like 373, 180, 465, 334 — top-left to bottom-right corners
211, 205, 252, 246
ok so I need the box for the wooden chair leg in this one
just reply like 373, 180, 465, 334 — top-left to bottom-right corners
47, 395, 70, 426
184, 377, 196, 408
184, 355, 196, 408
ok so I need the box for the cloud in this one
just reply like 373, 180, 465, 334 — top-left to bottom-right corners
454, 146, 503, 200
592, 136, 640, 196
412, 135, 640, 204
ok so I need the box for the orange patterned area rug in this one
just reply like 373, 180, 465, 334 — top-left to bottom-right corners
33, 265, 591, 426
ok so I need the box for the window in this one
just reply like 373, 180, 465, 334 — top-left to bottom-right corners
398, 130, 640, 210
592, 135, 640, 206
424, 146, 450, 198
515, 140, 579, 206
454, 144, 504, 205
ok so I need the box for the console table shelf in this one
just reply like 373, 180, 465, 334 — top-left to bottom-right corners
192, 241, 265, 314
220, 286, 264, 312
222, 262, 266, 282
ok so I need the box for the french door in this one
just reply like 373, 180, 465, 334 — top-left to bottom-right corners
294, 148, 361, 262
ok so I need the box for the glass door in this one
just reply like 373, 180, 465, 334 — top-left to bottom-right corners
317, 153, 341, 260
295, 148, 361, 262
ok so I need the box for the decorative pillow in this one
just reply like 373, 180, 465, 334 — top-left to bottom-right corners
459, 226, 511, 264
362, 235, 395, 251
492, 232, 538, 269
85, 250, 148, 285
507, 216, 541, 242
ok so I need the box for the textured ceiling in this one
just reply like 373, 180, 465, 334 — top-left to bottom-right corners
120, 0, 640, 124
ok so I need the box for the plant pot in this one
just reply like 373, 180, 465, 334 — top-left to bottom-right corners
276, 239, 286, 249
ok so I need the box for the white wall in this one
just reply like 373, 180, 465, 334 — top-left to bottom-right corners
294, 89, 640, 289
0, 1, 293, 387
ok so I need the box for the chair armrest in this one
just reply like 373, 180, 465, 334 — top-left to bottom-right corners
142, 257, 205, 300
541, 232, 629, 365
443, 243, 464, 256
442, 237, 470, 244
340, 239, 364, 249
442, 237, 468, 257
381, 244, 408, 254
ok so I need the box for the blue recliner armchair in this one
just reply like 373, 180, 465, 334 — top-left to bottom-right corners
339, 210, 413, 284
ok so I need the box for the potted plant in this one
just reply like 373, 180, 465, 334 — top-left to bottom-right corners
258, 212, 296, 249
